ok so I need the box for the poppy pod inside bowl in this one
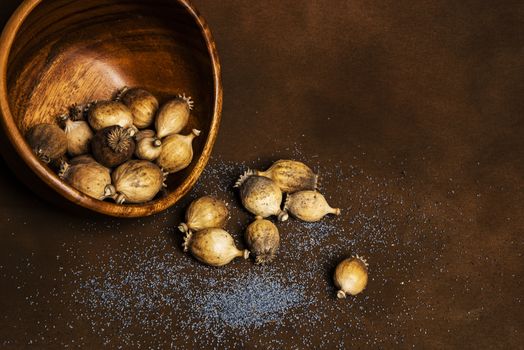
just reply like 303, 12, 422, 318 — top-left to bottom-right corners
0, 0, 222, 217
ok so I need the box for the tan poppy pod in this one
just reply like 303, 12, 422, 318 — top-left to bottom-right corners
26, 123, 67, 163
256, 159, 318, 193
155, 94, 194, 139
156, 129, 200, 173
333, 256, 368, 298
284, 190, 340, 222
59, 161, 115, 200
70, 154, 97, 165
244, 217, 280, 264
118, 87, 159, 129
179, 196, 229, 234
87, 100, 134, 131
235, 170, 288, 221
183, 228, 249, 267
63, 117, 93, 157
135, 133, 162, 161
111, 160, 166, 204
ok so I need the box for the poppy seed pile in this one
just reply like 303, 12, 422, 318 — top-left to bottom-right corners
1, 151, 447, 348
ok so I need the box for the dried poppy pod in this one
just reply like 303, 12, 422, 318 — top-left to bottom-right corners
134, 129, 162, 161
333, 256, 368, 298
155, 94, 194, 139
70, 154, 96, 165
117, 87, 159, 129
284, 190, 340, 222
58, 109, 93, 156
91, 126, 135, 168
235, 170, 288, 221
256, 160, 318, 193
26, 123, 67, 163
59, 161, 115, 200
87, 100, 134, 131
62, 116, 93, 157
244, 217, 280, 264
112, 160, 166, 204
178, 196, 229, 234
156, 129, 200, 173
183, 228, 249, 267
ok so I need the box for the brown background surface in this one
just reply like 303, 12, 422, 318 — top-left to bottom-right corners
0, 0, 523, 349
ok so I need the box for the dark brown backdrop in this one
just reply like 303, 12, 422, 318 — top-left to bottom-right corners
0, 0, 523, 349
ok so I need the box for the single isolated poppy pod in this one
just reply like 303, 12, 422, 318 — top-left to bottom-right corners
333, 256, 369, 298
87, 100, 134, 131
235, 170, 288, 221
117, 87, 159, 129
284, 190, 340, 222
183, 228, 249, 267
59, 161, 115, 200
178, 196, 229, 234
26, 123, 67, 163
111, 160, 166, 204
256, 159, 318, 193
91, 126, 135, 168
156, 129, 200, 173
155, 94, 194, 139
244, 217, 280, 264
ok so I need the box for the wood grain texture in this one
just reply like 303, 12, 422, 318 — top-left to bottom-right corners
0, 0, 222, 217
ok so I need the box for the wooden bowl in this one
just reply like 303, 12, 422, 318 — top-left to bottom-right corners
0, 0, 222, 217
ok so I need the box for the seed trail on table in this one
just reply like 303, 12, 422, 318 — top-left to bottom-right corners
3, 147, 447, 348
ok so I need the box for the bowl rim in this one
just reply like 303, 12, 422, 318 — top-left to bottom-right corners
0, 0, 222, 218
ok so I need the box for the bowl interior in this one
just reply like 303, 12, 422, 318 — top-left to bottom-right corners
3, 0, 219, 215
